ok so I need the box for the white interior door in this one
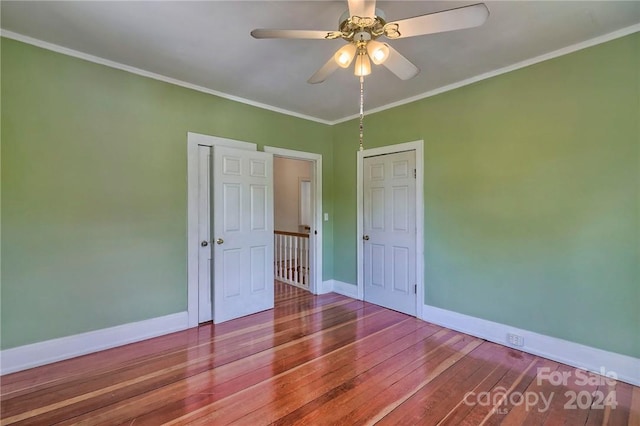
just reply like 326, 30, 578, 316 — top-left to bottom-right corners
198, 145, 212, 322
213, 146, 274, 323
363, 150, 417, 315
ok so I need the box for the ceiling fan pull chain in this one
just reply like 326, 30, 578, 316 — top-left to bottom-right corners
359, 75, 365, 151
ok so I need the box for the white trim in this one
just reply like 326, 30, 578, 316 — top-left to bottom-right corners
3, 24, 638, 126
264, 146, 323, 296
186, 132, 257, 327
0, 29, 331, 126
332, 280, 359, 299
0, 312, 188, 375
332, 23, 640, 124
421, 304, 640, 387
319, 280, 334, 295
263, 147, 322, 162
357, 154, 363, 300
356, 141, 425, 318
187, 132, 257, 151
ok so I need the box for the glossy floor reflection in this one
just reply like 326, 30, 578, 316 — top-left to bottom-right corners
1, 283, 638, 425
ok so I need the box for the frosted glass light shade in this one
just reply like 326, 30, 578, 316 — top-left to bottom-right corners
366, 40, 390, 65
354, 53, 371, 76
334, 44, 357, 68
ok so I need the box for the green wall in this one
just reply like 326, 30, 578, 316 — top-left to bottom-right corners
333, 33, 639, 358
0, 38, 333, 349
2, 33, 638, 359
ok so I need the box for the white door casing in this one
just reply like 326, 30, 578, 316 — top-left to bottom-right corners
212, 145, 274, 323
356, 140, 425, 318
363, 151, 417, 315
198, 145, 212, 322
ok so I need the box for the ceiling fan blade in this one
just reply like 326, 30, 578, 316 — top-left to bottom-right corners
251, 29, 339, 40
382, 45, 419, 80
388, 3, 489, 39
308, 57, 340, 84
348, 0, 376, 18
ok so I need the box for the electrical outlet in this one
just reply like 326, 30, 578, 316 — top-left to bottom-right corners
507, 333, 524, 347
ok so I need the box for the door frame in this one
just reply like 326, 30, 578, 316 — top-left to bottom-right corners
187, 132, 257, 327
356, 140, 425, 318
264, 146, 323, 295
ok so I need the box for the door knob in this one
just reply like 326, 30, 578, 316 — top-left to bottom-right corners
363, 235, 370, 241
216, 238, 224, 245
201, 240, 209, 247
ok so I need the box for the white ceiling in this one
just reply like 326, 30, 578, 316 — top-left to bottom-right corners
1, 1, 639, 123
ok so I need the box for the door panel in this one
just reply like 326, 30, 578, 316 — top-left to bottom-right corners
250, 246, 267, 292
392, 187, 409, 231
250, 159, 267, 177
370, 244, 385, 287
392, 246, 409, 291
223, 184, 241, 232
363, 150, 416, 315
250, 185, 267, 230
370, 188, 385, 229
213, 146, 274, 323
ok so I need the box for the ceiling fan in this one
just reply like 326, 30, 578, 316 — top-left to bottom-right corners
251, 0, 490, 84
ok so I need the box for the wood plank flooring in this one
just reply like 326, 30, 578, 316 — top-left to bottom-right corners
2, 282, 638, 425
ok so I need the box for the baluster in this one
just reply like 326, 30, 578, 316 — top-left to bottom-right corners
283, 235, 286, 281
305, 237, 309, 286
307, 238, 311, 286
284, 234, 288, 281
276, 234, 281, 281
280, 234, 284, 281
282, 235, 285, 280
293, 236, 299, 284
286, 235, 291, 280
279, 235, 282, 280
301, 237, 306, 286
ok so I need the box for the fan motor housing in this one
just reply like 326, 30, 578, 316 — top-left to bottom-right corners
338, 8, 387, 42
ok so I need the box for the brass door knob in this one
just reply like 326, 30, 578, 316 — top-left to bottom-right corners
216, 238, 224, 245
363, 235, 370, 241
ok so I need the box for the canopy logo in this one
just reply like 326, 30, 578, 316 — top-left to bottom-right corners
462, 367, 618, 414
536, 366, 617, 387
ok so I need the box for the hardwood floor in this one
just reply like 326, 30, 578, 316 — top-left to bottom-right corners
2, 283, 638, 425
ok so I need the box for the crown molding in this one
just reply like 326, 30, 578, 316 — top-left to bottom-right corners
0, 29, 332, 126
331, 23, 640, 125
2, 23, 638, 127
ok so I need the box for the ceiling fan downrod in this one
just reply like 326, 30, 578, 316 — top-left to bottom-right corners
359, 75, 365, 151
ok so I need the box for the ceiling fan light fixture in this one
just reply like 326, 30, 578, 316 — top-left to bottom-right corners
354, 51, 371, 76
334, 44, 357, 68
366, 40, 389, 65
251, 1, 490, 151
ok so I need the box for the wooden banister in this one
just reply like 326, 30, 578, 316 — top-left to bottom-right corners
274, 230, 310, 238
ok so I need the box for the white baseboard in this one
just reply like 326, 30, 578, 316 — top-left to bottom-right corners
318, 279, 334, 294
0, 311, 189, 375
332, 280, 360, 299
422, 304, 640, 386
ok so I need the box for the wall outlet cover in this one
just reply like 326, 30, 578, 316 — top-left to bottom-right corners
507, 333, 524, 347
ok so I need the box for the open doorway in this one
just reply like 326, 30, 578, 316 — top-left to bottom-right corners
266, 146, 323, 299
273, 157, 313, 293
